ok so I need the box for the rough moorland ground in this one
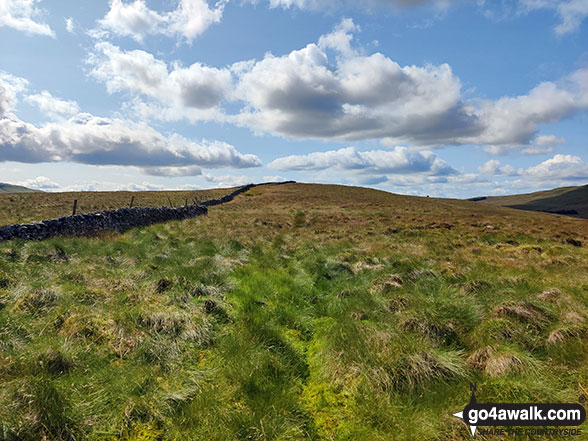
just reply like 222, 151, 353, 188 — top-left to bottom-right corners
1, 183, 587, 440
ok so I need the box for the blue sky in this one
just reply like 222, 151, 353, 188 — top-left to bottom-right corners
0, 0, 587, 197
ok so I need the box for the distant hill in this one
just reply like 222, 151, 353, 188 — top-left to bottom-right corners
0, 183, 41, 193
469, 184, 588, 219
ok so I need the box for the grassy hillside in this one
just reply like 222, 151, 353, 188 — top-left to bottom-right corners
472, 184, 588, 219
1, 183, 587, 440
0, 188, 235, 226
0, 183, 41, 194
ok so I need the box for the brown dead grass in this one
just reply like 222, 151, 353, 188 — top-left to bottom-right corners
493, 301, 551, 328
468, 346, 531, 377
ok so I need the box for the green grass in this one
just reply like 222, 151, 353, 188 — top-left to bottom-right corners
1, 183, 587, 440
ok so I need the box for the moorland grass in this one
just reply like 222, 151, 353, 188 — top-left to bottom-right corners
0, 183, 587, 440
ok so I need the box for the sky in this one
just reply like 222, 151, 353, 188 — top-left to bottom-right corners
0, 0, 587, 197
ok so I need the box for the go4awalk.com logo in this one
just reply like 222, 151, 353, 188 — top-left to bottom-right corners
453, 384, 586, 437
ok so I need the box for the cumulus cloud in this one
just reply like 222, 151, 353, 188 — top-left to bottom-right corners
268, 146, 457, 186
522, 154, 588, 181
0, 72, 261, 174
96, 0, 226, 44
0, 114, 261, 169
88, 42, 231, 121
0, 72, 28, 115
234, 21, 476, 144
26, 91, 80, 119
0, 0, 54, 37
474, 154, 588, 190
15, 175, 59, 190
415, 154, 588, 198
484, 133, 568, 156
518, 134, 565, 155
234, 22, 588, 148
477, 159, 517, 176
317, 17, 361, 57
86, 20, 588, 151
463, 77, 584, 149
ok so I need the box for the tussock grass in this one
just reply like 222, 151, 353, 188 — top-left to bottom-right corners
467, 345, 537, 377
493, 301, 551, 328
1, 183, 587, 440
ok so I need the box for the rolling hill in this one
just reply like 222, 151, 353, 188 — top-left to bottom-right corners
0, 182, 41, 194
469, 184, 588, 219
0, 183, 587, 441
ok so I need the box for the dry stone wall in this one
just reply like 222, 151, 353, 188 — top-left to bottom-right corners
0, 182, 294, 242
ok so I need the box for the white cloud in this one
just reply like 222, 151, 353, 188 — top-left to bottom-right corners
262, 175, 287, 182
99, 0, 165, 42
535, 134, 565, 146
15, 175, 59, 190
0, 0, 54, 37
88, 42, 232, 122
233, 21, 588, 148
522, 154, 588, 181
0, 71, 28, 115
554, 0, 588, 35
65, 17, 74, 33
234, 21, 472, 143
25, 90, 80, 118
426, 154, 588, 198
0, 72, 261, 174
142, 165, 202, 177
0, 113, 262, 170
483, 133, 566, 156
202, 173, 254, 187
269, 146, 456, 180
97, 0, 226, 44
253, 0, 448, 12
317, 17, 360, 57
519, 0, 588, 35
471, 154, 588, 194
518, 134, 565, 155
477, 159, 517, 176
86, 20, 588, 151
67, 181, 166, 192
448, 173, 486, 184
463, 79, 580, 148
520, 146, 554, 155
482, 145, 514, 156
40, 180, 206, 192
